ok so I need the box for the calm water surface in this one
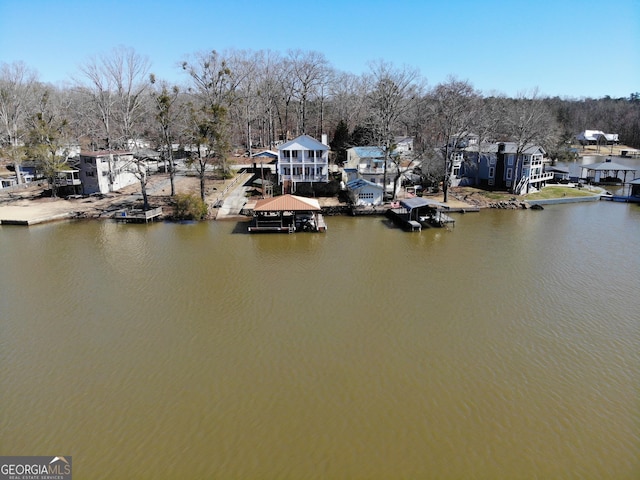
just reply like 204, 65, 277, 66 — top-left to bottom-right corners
1, 200, 639, 479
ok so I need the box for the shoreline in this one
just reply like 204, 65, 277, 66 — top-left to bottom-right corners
0, 157, 628, 226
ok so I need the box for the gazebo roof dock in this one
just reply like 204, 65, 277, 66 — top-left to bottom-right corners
247, 194, 327, 233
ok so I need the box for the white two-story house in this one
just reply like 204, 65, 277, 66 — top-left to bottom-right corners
277, 135, 329, 194
77, 150, 139, 194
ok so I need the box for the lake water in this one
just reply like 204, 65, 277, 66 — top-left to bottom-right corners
1, 199, 639, 478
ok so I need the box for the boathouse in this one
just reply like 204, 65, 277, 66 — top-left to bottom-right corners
580, 160, 637, 184
386, 197, 454, 231
248, 194, 327, 233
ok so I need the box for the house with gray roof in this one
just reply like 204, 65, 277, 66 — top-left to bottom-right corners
344, 146, 399, 195
460, 142, 553, 194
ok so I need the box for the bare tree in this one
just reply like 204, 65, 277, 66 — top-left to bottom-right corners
254, 50, 283, 148
182, 50, 234, 201
501, 89, 558, 194
367, 60, 423, 199
149, 75, 183, 196
287, 50, 330, 135
0, 61, 38, 184
104, 46, 151, 148
76, 55, 116, 149
328, 72, 370, 131
25, 86, 72, 197
430, 77, 480, 202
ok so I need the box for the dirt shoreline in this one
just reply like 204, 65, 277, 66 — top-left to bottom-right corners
0, 172, 480, 225
0, 174, 226, 224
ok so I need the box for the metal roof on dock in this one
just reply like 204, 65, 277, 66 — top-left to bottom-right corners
399, 198, 449, 210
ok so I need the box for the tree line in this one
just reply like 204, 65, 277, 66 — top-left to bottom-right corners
2, 46, 639, 201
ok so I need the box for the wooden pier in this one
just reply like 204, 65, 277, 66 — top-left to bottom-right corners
114, 207, 163, 223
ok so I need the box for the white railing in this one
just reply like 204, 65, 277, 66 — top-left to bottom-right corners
280, 175, 327, 182
529, 172, 554, 183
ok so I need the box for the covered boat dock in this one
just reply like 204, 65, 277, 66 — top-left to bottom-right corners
386, 197, 454, 231
247, 194, 327, 233
580, 160, 638, 185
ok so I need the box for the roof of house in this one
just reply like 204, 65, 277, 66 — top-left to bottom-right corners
278, 135, 328, 151
252, 150, 278, 159
80, 150, 133, 157
253, 194, 321, 212
576, 130, 619, 142
346, 178, 383, 190
349, 146, 385, 158
464, 142, 545, 155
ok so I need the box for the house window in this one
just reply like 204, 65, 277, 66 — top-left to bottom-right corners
507, 168, 513, 180
453, 166, 460, 177
488, 167, 495, 178
508, 156, 514, 166
291, 150, 298, 158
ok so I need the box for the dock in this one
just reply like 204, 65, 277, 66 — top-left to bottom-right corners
385, 197, 456, 232
113, 207, 163, 223
600, 195, 640, 204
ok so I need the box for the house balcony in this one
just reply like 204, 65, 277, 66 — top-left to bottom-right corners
280, 174, 328, 183
528, 172, 554, 184
359, 167, 386, 175
54, 177, 82, 187
281, 156, 327, 163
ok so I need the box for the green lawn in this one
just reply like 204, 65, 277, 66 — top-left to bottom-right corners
524, 185, 599, 200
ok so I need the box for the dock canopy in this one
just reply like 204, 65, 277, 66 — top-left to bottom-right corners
399, 197, 448, 210
254, 194, 321, 212
249, 194, 326, 233
580, 160, 637, 183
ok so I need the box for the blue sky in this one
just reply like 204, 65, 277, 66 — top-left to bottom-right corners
1, 0, 638, 98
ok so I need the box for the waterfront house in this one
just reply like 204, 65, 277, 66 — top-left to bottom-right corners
576, 130, 619, 146
460, 142, 553, 194
394, 136, 414, 156
77, 150, 139, 194
276, 135, 329, 194
344, 146, 399, 195
252, 150, 278, 176
53, 168, 82, 195
346, 178, 384, 206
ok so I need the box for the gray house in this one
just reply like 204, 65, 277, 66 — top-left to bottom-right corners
459, 142, 553, 194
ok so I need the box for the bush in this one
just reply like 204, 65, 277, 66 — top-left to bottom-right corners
173, 193, 208, 220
